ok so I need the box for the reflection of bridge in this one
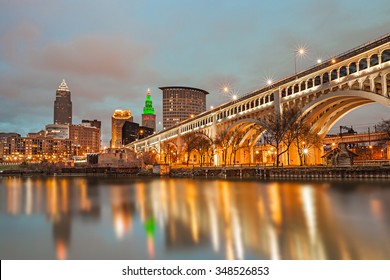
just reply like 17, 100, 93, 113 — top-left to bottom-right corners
128, 34, 390, 165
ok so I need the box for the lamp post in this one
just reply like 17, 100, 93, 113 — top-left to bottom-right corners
303, 147, 309, 166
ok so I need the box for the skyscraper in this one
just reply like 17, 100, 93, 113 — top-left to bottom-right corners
142, 88, 156, 132
111, 109, 133, 148
159, 86, 209, 129
54, 79, 72, 125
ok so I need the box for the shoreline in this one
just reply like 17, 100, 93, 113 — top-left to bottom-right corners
1, 165, 390, 180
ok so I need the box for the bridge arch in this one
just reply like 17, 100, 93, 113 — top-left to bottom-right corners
301, 90, 390, 137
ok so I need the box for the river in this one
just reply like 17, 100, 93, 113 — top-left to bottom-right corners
0, 176, 389, 260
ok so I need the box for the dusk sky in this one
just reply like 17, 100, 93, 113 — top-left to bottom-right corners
1, 0, 389, 145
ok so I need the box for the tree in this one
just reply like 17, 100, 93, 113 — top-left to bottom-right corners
228, 125, 253, 165
213, 128, 230, 166
160, 141, 176, 164
377, 119, 390, 139
261, 108, 300, 167
193, 134, 212, 166
181, 132, 201, 166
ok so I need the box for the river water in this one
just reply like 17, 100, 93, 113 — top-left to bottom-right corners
0, 176, 389, 260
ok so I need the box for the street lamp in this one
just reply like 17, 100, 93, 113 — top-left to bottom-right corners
295, 48, 305, 75
303, 148, 309, 165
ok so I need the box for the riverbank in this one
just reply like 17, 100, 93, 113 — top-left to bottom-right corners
1, 164, 390, 180
169, 165, 390, 180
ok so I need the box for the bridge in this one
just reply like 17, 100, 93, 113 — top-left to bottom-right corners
127, 33, 390, 166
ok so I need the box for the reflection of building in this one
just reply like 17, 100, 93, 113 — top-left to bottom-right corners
159, 86, 209, 129
142, 88, 156, 132
54, 79, 72, 125
111, 110, 133, 148
53, 214, 71, 260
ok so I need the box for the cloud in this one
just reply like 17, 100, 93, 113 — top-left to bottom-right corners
31, 35, 152, 81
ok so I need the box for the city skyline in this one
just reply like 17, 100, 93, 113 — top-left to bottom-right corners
1, 1, 389, 146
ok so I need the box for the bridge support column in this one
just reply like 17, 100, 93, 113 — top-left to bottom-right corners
382, 73, 388, 97
273, 89, 281, 115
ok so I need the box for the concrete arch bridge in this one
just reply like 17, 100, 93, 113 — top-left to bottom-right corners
128, 34, 390, 166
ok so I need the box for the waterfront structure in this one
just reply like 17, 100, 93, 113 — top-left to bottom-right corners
45, 124, 69, 139
111, 109, 133, 148
142, 88, 156, 132
1, 136, 73, 162
69, 124, 101, 155
54, 80, 72, 125
129, 34, 390, 166
0, 133, 20, 161
159, 86, 209, 129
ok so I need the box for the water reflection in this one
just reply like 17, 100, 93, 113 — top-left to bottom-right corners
0, 176, 389, 260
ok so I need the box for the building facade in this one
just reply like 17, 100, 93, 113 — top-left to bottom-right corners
122, 121, 154, 146
45, 124, 69, 139
142, 88, 156, 132
1, 136, 73, 162
54, 79, 72, 125
159, 86, 209, 129
111, 109, 133, 148
69, 124, 101, 155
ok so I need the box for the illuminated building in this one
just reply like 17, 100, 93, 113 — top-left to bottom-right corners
122, 121, 154, 145
81, 119, 101, 129
54, 79, 72, 125
142, 88, 156, 132
111, 109, 133, 148
159, 86, 209, 129
1, 136, 73, 162
69, 124, 101, 155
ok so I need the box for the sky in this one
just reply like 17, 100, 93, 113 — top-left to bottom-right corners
0, 0, 389, 145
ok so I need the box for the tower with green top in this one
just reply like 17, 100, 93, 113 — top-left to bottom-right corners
142, 88, 156, 132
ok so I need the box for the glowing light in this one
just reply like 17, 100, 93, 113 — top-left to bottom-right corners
223, 86, 229, 93
298, 48, 305, 56
210, 105, 214, 109
331, 58, 336, 63
303, 148, 309, 154
267, 79, 272, 85
317, 59, 322, 63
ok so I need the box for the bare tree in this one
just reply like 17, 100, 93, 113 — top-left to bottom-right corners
213, 128, 231, 166
377, 119, 390, 139
261, 108, 300, 167
160, 141, 176, 164
181, 132, 200, 166
193, 134, 213, 166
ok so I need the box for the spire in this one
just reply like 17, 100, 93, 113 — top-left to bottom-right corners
57, 79, 70, 91
143, 88, 155, 115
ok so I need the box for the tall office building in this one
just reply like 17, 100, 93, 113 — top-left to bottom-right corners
111, 109, 133, 148
54, 79, 72, 125
159, 86, 209, 129
142, 88, 156, 132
